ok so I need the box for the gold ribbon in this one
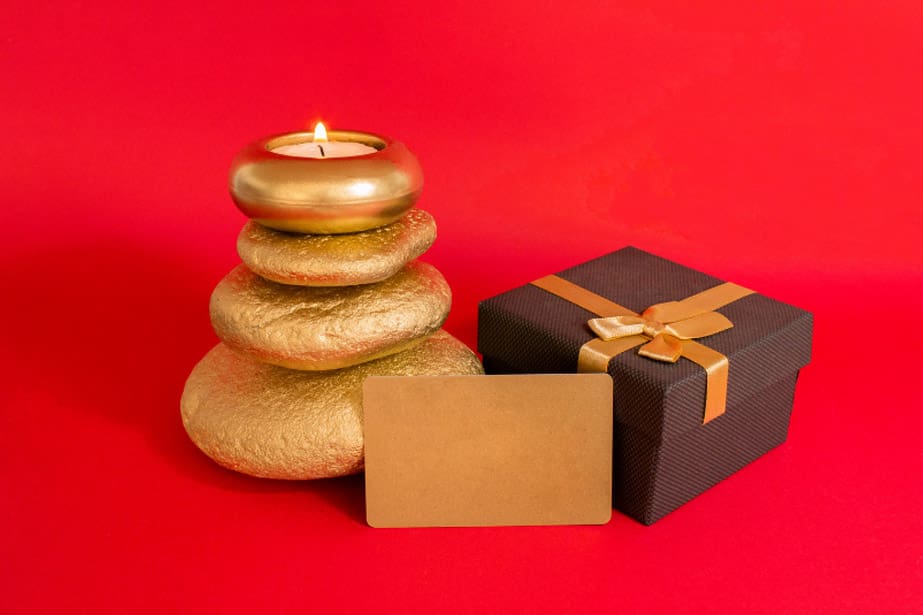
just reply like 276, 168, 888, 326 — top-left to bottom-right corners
530, 275, 755, 423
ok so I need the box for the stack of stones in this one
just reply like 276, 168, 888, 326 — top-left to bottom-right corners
181, 208, 483, 480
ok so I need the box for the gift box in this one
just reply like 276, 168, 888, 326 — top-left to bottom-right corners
478, 247, 813, 524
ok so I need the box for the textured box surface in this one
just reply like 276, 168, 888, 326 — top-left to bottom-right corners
364, 374, 614, 528
478, 247, 813, 524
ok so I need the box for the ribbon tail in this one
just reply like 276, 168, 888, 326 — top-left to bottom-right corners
638, 334, 683, 363
681, 340, 729, 423
578, 337, 646, 373
587, 316, 646, 341
664, 311, 735, 340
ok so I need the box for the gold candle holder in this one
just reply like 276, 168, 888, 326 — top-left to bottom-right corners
229, 129, 423, 234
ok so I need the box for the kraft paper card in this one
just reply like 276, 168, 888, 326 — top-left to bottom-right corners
363, 374, 613, 528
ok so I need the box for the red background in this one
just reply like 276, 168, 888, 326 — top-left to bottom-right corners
2, 2, 921, 612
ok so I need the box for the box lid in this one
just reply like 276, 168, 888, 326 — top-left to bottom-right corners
478, 247, 813, 442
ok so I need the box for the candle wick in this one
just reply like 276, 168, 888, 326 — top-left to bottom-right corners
318, 144, 326, 157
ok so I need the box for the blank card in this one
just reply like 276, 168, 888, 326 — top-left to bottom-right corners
363, 374, 613, 528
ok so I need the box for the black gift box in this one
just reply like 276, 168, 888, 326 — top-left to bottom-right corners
478, 247, 813, 524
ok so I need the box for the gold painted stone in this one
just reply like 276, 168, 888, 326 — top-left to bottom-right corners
210, 261, 451, 370
181, 331, 484, 479
236, 209, 437, 287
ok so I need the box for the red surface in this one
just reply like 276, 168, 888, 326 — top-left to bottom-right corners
2, 2, 921, 613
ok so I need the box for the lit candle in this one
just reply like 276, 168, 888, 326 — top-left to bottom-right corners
271, 122, 378, 159
229, 123, 423, 234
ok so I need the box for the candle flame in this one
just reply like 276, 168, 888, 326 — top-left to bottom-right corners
313, 122, 328, 143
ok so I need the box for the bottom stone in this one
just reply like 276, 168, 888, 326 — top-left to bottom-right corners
181, 330, 483, 480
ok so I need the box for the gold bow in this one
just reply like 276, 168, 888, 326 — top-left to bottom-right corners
587, 304, 734, 363
531, 275, 755, 423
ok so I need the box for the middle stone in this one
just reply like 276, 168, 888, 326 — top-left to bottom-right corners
210, 260, 451, 370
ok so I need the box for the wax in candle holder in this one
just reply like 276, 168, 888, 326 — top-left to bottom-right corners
270, 122, 378, 159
